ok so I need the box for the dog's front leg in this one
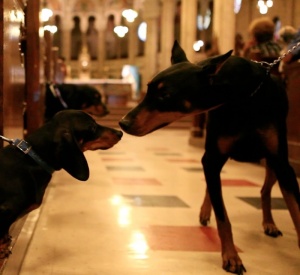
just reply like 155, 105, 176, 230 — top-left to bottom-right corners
202, 152, 246, 274
261, 164, 282, 237
272, 158, 300, 248
199, 188, 212, 226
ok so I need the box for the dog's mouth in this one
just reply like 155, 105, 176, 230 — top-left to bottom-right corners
81, 139, 119, 151
149, 122, 170, 133
82, 105, 109, 117
80, 132, 123, 151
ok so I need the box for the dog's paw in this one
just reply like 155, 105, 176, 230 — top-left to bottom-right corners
0, 248, 12, 259
199, 207, 211, 226
223, 257, 246, 274
224, 263, 246, 274
263, 223, 283, 238
199, 215, 210, 226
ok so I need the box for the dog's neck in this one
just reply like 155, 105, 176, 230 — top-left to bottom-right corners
12, 139, 55, 174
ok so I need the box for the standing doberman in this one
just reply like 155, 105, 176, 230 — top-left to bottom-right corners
119, 41, 300, 274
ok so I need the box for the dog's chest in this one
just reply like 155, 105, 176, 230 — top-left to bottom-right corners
213, 128, 267, 163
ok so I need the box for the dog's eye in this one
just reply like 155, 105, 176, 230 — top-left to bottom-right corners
89, 124, 98, 133
157, 86, 170, 101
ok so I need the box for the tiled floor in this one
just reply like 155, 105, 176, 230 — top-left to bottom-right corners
7, 129, 300, 274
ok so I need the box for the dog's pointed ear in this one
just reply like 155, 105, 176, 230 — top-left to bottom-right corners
55, 130, 89, 181
201, 50, 233, 75
171, 40, 189, 64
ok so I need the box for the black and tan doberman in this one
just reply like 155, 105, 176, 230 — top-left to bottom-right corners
44, 83, 109, 122
0, 110, 122, 258
119, 41, 300, 274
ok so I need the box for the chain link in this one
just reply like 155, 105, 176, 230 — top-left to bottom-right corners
252, 41, 300, 69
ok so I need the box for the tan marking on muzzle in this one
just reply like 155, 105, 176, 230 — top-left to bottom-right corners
82, 130, 122, 151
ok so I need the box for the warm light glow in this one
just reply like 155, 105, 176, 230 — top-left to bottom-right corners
41, 8, 53, 22
9, 26, 20, 39
110, 195, 148, 259
43, 25, 57, 33
114, 25, 129, 37
197, 9, 211, 30
266, 0, 273, 7
81, 60, 89, 68
193, 40, 204, 51
111, 195, 122, 205
118, 205, 131, 226
122, 9, 138, 23
234, 0, 242, 14
257, 0, 265, 7
257, 0, 273, 14
110, 195, 132, 227
137, 22, 147, 41
9, 10, 24, 22
128, 231, 149, 259
259, 4, 268, 14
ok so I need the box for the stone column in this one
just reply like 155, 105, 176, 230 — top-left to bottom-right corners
128, 20, 138, 65
160, 0, 176, 70
212, 0, 235, 54
96, 10, 106, 78
61, 2, 71, 63
180, 0, 197, 61
143, 0, 160, 89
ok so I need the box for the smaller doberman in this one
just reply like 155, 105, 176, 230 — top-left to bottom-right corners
119, 41, 300, 274
44, 83, 109, 122
0, 110, 122, 259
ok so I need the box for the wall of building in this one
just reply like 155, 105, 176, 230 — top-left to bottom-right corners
45, 0, 300, 92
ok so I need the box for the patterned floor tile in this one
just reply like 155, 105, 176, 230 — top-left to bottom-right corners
238, 197, 287, 209
222, 179, 259, 187
113, 177, 162, 185
142, 225, 242, 252
122, 195, 189, 207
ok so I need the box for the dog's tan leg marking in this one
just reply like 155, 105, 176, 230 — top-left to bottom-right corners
217, 210, 246, 274
261, 165, 282, 237
199, 188, 212, 226
280, 187, 300, 248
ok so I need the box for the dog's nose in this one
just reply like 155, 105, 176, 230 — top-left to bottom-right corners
119, 119, 130, 132
117, 130, 123, 138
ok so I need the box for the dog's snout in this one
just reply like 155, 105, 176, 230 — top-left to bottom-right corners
119, 118, 131, 132
116, 130, 123, 139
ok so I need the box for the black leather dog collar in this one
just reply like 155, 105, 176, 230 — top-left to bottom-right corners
12, 139, 55, 175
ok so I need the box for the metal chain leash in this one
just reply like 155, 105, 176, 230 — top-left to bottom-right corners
252, 41, 300, 69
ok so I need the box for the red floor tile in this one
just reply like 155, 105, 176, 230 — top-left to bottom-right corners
222, 179, 259, 187
143, 225, 242, 252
